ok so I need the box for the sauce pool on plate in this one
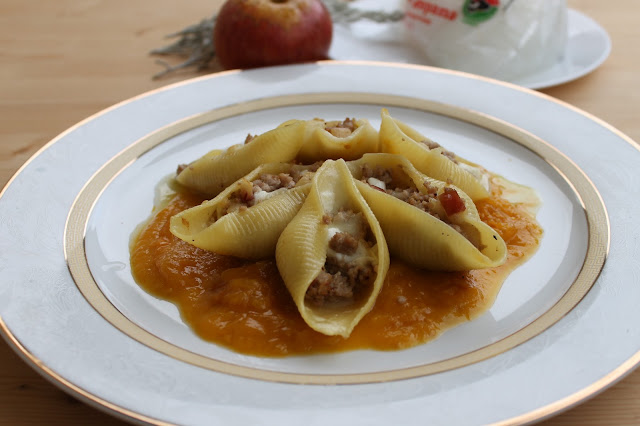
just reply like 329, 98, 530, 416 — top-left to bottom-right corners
130, 180, 542, 357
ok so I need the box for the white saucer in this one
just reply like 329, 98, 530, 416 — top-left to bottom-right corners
330, 8, 612, 90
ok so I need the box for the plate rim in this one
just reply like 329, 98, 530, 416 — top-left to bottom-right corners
65, 91, 607, 385
0, 61, 638, 425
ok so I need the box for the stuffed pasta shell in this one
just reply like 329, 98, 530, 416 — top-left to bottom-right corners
176, 120, 307, 197
286, 117, 379, 163
170, 162, 319, 259
379, 109, 490, 201
348, 153, 507, 271
276, 159, 390, 337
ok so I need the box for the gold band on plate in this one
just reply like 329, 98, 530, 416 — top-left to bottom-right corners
64, 91, 609, 386
0, 59, 628, 425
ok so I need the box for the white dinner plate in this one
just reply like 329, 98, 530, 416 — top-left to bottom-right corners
0, 62, 638, 425
330, 6, 612, 89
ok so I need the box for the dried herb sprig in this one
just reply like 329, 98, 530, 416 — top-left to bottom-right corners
150, 0, 404, 79
150, 15, 217, 79
323, 0, 404, 23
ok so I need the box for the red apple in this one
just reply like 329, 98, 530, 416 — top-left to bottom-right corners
214, 0, 333, 70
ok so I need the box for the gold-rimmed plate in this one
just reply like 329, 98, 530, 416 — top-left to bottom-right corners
0, 62, 636, 425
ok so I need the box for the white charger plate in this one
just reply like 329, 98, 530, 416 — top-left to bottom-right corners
0, 62, 637, 425
330, 6, 612, 89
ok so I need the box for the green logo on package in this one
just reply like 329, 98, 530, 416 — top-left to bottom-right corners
462, 0, 500, 25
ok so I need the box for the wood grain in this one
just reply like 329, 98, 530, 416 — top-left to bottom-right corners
1, 0, 638, 424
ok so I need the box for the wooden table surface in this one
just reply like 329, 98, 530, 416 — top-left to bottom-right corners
1, 0, 638, 424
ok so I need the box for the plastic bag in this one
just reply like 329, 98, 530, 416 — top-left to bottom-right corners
404, 0, 568, 80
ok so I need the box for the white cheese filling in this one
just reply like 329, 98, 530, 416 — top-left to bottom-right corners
252, 187, 286, 205
367, 177, 386, 191
326, 215, 375, 265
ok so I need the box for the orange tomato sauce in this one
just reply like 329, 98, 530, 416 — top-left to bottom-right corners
130, 186, 542, 357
